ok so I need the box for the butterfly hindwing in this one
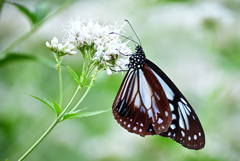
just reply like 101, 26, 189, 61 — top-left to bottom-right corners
112, 64, 172, 136
146, 59, 205, 149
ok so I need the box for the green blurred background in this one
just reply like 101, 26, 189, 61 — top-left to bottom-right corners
1, 0, 240, 160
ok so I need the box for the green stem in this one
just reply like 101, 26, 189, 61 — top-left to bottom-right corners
1, 0, 74, 58
69, 75, 95, 113
18, 119, 58, 161
86, 60, 97, 78
58, 64, 63, 108
58, 85, 81, 119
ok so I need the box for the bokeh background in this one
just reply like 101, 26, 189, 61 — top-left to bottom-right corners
1, 0, 240, 160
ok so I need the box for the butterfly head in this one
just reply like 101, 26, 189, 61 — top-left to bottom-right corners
128, 45, 146, 70
135, 45, 143, 53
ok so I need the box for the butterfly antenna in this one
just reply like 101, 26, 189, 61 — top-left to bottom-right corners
125, 19, 142, 46
109, 32, 139, 47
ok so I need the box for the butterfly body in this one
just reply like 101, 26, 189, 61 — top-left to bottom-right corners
112, 45, 205, 150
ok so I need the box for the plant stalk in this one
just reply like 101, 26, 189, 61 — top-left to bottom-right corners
18, 119, 58, 161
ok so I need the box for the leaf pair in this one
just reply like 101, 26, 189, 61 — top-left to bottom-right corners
27, 94, 61, 117
26, 93, 109, 121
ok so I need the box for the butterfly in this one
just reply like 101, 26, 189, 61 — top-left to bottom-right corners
111, 21, 205, 150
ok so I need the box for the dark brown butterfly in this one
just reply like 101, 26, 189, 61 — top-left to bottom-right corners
112, 21, 205, 150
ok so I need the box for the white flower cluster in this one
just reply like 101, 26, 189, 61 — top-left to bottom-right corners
62, 17, 132, 75
46, 37, 77, 56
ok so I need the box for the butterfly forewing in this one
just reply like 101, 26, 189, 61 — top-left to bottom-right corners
146, 59, 205, 149
113, 64, 172, 136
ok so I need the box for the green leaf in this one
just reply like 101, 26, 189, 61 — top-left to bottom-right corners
70, 107, 87, 114
44, 98, 53, 108
34, 2, 51, 23
61, 109, 110, 121
25, 94, 55, 114
7, 2, 37, 24
67, 66, 81, 85
51, 99, 61, 116
0, 53, 56, 68
7, 2, 51, 25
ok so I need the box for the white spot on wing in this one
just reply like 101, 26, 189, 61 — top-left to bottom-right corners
172, 114, 177, 120
170, 104, 174, 111
194, 135, 197, 140
158, 118, 163, 124
165, 111, 168, 116
192, 115, 195, 120
181, 131, 185, 137
178, 108, 185, 129
154, 91, 160, 100
133, 127, 137, 131
121, 69, 135, 99
188, 136, 191, 141
180, 97, 187, 105
150, 69, 174, 101
185, 105, 191, 113
133, 94, 141, 109
178, 102, 190, 130
148, 110, 154, 121
139, 70, 152, 109
180, 98, 191, 114
170, 124, 176, 130
183, 105, 190, 116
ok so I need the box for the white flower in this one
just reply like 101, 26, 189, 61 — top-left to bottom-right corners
103, 55, 111, 61
63, 17, 132, 75
46, 41, 51, 48
106, 68, 112, 75
46, 37, 59, 51
51, 37, 58, 45
58, 44, 63, 52
69, 50, 77, 55
46, 37, 77, 56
